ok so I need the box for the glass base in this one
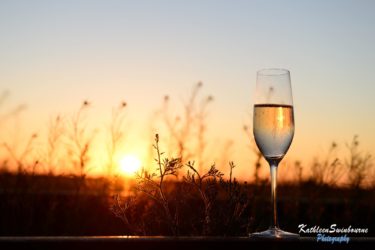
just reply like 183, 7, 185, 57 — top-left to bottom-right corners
250, 227, 299, 239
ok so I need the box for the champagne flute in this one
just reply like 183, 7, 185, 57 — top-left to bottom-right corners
250, 68, 299, 239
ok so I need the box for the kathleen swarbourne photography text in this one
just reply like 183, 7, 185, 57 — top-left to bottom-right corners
299, 224, 369, 244
298, 224, 369, 234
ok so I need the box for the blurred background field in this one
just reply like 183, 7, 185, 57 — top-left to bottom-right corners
0, 86, 373, 236
0, 161, 373, 236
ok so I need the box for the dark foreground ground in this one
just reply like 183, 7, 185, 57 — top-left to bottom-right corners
0, 173, 374, 238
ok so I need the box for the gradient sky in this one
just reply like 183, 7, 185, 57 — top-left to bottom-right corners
0, 0, 374, 179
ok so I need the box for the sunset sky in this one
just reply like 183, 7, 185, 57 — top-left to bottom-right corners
0, 0, 374, 179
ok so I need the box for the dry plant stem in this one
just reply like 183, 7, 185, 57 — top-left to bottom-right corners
73, 104, 88, 177
179, 83, 200, 161
311, 142, 342, 186
243, 125, 263, 185
113, 195, 130, 225
111, 195, 139, 233
134, 134, 181, 235
67, 101, 94, 195
106, 102, 127, 176
346, 135, 372, 189
228, 161, 234, 195
161, 82, 212, 169
3, 133, 37, 173
162, 96, 181, 157
154, 134, 177, 235
187, 163, 210, 233
223, 162, 250, 235
196, 94, 213, 171
185, 161, 223, 235
46, 115, 63, 174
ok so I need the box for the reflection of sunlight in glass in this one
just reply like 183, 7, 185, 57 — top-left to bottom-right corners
119, 155, 141, 176
277, 107, 284, 128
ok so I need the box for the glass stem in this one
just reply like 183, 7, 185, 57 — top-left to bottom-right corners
270, 162, 279, 229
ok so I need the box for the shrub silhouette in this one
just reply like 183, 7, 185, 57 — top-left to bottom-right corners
0, 88, 374, 236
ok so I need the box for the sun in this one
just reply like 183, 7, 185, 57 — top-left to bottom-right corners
119, 155, 141, 176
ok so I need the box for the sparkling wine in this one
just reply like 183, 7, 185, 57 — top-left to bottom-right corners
253, 104, 294, 161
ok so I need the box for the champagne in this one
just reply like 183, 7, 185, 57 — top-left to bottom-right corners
250, 69, 299, 238
253, 104, 294, 161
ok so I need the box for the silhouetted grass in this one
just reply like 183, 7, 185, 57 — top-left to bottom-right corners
0, 88, 374, 236
108, 134, 374, 236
